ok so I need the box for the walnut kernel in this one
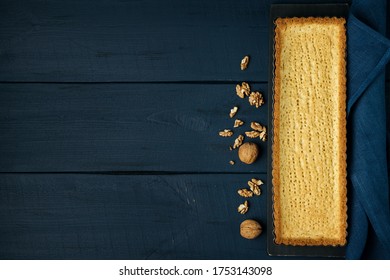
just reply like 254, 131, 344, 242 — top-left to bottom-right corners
250, 122, 267, 142
233, 134, 244, 149
237, 201, 249, 214
219, 129, 233, 137
236, 82, 250, 98
249, 91, 264, 108
229, 106, 238, 118
245, 131, 260, 138
251, 178, 264, 186
237, 189, 253, 198
248, 180, 261, 196
233, 119, 244, 128
240, 55, 250, 70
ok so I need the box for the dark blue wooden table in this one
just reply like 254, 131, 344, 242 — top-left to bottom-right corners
0, 0, 388, 259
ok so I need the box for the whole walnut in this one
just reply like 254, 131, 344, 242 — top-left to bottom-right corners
240, 219, 262, 239
238, 142, 259, 164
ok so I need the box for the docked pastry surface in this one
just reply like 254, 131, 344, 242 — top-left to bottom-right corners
273, 17, 347, 246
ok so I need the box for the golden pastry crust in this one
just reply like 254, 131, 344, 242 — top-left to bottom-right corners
272, 17, 347, 246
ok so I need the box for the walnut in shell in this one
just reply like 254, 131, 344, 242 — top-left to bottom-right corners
238, 142, 259, 164
240, 219, 262, 239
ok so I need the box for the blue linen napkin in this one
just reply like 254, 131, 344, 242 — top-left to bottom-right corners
346, 13, 390, 259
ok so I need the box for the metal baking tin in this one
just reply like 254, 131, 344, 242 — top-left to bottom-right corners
267, 3, 349, 257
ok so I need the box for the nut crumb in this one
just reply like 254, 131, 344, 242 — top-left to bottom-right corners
219, 129, 233, 137
229, 160, 235, 165
240, 55, 250, 70
233, 119, 244, 128
248, 180, 262, 196
229, 106, 238, 118
238, 189, 253, 197
236, 82, 250, 98
237, 201, 249, 214
229, 146, 233, 151
245, 131, 260, 138
249, 91, 264, 108
233, 134, 244, 149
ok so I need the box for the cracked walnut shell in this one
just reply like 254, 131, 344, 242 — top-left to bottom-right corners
238, 142, 259, 164
240, 219, 262, 239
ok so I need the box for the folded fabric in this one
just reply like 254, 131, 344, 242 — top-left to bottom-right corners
346, 13, 390, 259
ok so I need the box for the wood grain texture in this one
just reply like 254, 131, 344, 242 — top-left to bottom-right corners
0, 0, 268, 82
0, 174, 270, 260
0, 83, 268, 172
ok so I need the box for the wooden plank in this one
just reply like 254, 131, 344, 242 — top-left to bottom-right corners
0, 83, 268, 172
0, 0, 268, 82
0, 0, 347, 82
0, 173, 271, 260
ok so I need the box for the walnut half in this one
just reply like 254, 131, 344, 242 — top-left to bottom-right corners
233, 119, 244, 128
250, 122, 267, 142
237, 201, 249, 214
245, 131, 260, 138
229, 106, 238, 118
232, 134, 244, 149
240, 55, 250, 70
249, 91, 264, 108
219, 129, 233, 137
238, 189, 253, 198
236, 82, 251, 98
248, 178, 263, 196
